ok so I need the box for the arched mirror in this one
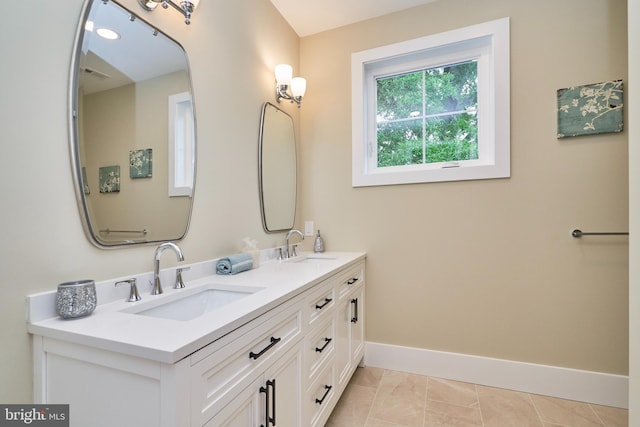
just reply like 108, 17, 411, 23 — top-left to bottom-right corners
70, 0, 196, 247
258, 102, 297, 232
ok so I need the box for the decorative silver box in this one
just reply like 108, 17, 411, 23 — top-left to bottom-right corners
56, 280, 97, 319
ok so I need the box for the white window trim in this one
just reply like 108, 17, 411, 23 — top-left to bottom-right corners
352, 18, 510, 187
168, 91, 195, 197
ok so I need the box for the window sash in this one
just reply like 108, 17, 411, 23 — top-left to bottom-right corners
375, 61, 479, 167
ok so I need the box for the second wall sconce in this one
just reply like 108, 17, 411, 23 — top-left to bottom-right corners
137, 0, 200, 25
275, 64, 306, 108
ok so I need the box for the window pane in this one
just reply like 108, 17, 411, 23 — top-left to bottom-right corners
377, 119, 423, 167
425, 113, 478, 163
376, 72, 423, 120
424, 61, 477, 115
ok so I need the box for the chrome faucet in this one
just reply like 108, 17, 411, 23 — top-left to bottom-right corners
285, 229, 304, 259
152, 242, 184, 295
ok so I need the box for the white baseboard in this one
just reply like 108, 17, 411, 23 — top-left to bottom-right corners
365, 341, 628, 409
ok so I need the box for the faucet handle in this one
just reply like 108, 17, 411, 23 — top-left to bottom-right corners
276, 247, 284, 261
175, 266, 191, 289
291, 244, 298, 257
115, 279, 142, 302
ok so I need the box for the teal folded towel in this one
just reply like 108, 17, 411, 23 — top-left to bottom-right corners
216, 253, 253, 275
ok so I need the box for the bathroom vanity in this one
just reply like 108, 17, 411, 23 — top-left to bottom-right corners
27, 252, 365, 427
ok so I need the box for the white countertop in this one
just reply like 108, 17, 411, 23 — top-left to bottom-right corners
26, 251, 365, 364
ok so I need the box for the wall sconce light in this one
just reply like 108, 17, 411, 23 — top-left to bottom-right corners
275, 64, 306, 108
137, 0, 200, 25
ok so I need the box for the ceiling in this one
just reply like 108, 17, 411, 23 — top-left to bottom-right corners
269, 0, 438, 37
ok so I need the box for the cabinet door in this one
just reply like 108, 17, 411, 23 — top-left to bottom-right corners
335, 298, 351, 389
335, 286, 366, 390
349, 287, 365, 367
204, 378, 261, 427
260, 344, 303, 427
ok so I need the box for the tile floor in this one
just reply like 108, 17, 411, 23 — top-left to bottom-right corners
325, 367, 628, 427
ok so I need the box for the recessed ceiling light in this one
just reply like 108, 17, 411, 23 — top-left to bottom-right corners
85, 20, 94, 32
96, 28, 120, 40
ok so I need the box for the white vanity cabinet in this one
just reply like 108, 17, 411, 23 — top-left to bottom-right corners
30, 255, 365, 427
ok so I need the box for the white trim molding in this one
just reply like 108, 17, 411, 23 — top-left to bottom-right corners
365, 341, 628, 409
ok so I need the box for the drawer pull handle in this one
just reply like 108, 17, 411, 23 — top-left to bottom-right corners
351, 298, 358, 324
250, 337, 281, 360
315, 337, 332, 353
315, 297, 333, 310
315, 384, 332, 405
347, 277, 359, 285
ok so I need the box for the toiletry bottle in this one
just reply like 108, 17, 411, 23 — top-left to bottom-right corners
313, 230, 325, 253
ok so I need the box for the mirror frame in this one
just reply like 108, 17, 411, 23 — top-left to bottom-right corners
69, 0, 197, 248
258, 102, 297, 233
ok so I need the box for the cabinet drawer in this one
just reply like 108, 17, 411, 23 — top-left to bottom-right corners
304, 317, 335, 386
304, 282, 335, 328
305, 360, 336, 427
336, 263, 364, 300
190, 305, 302, 425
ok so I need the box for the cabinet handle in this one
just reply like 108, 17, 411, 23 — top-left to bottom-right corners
259, 379, 276, 426
269, 378, 276, 426
259, 381, 269, 427
351, 298, 358, 324
347, 277, 359, 285
315, 337, 332, 353
249, 337, 281, 360
315, 297, 332, 310
315, 384, 332, 405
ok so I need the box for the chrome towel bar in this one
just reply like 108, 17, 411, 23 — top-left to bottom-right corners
571, 229, 629, 238
99, 228, 148, 235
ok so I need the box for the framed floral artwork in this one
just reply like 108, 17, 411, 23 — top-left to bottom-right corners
557, 80, 623, 138
99, 165, 120, 193
130, 149, 152, 178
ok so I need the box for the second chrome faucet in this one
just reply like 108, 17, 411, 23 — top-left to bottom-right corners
284, 229, 304, 259
152, 242, 184, 295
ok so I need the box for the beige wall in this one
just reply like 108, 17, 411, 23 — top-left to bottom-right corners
0, 0, 299, 402
82, 71, 191, 241
298, 0, 629, 374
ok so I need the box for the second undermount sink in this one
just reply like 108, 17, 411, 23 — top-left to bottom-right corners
126, 284, 264, 321
285, 254, 337, 263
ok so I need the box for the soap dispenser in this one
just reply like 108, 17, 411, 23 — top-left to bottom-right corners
313, 230, 325, 253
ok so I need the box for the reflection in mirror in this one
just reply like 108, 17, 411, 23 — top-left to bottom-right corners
259, 102, 297, 232
71, 0, 196, 247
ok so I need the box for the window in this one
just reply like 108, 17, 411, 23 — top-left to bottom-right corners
168, 92, 195, 197
352, 18, 510, 187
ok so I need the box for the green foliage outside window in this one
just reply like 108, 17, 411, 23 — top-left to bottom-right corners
376, 61, 478, 167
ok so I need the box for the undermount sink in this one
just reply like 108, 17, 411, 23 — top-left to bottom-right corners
126, 284, 263, 321
285, 254, 337, 263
